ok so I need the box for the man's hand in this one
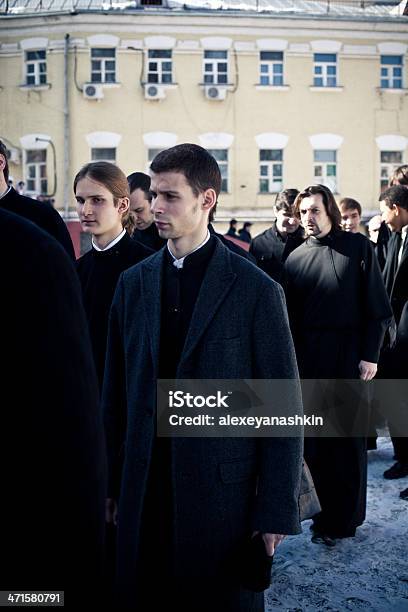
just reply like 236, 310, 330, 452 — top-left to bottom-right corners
253, 531, 286, 556
359, 360, 377, 381
106, 498, 118, 526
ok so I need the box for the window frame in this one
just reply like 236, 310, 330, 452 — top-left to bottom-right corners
203, 50, 229, 86
206, 148, 229, 193
313, 53, 337, 88
313, 149, 338, 192
25, 49, 47, 87
259, 149, 283, 193
25, 149, 48, 195
259, 51, 284, 87
380, 55, 403, 90
147, 49, 173, 84
91, 147, 117, 163
90, 48, 116, 84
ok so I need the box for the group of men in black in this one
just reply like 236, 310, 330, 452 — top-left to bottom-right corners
0, 137, 407, 610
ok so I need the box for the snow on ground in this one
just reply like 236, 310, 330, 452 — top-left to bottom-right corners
266, 437, 408, 612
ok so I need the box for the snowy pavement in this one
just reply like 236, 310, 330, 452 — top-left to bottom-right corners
266, 437, 408, 612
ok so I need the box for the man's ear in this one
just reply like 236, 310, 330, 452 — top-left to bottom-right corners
118, 197, 130, 214
202, 188, 217, 212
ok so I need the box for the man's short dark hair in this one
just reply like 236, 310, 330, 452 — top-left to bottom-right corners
388, 165, 408, 187
274, 189, 299, 213
339, 197, 362, 217
379, 185, 408, 211
127, 172, 152, 202
295, 184, 342, 231
150, 143, 221, 223
229, 218, 237, 226
0, 140, 10, 183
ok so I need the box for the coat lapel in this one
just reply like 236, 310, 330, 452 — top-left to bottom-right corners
140, 249, 165, 376
178, 239, 237, 369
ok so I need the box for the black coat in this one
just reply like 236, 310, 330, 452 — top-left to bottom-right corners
103, 238, 303, 608
77, 232, 153, 389
381, 230, 408, 376
250, 223, 304, 283
0, 208, 106, 607
132, 222, 166, 251
1, 187, 75, 259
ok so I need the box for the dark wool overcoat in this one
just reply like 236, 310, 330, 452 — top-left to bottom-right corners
103, 238, 303, 607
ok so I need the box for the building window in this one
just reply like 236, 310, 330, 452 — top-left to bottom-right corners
147, 50, 172, 84
380, 151, 403, 190
25, 50, 47, 86
91, 148, 116, 163
140, 0, 163, 4
259, 52, 284, 86
314, 150, 337, 192
381, 56, 403, 89
259, 149, 283, 193
148, 148, 165, 163
91, 48, 116, 83
207, 149, 228, 192
203, 50, 228, 85
25, 149, 47, 194
313, 53, 337, 87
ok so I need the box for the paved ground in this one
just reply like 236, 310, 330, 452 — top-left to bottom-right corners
266, 437, 408, 611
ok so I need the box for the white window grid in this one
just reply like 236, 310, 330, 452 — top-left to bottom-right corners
259, 52, 284, 86
203, 50, 228, 85
25, 149, 47, 195
380, 151, 403, 190
91, 48, 116, 83
147, 50, 173, 84
207, 149, 228, 193
25, 50, 47, 86
313, 53, 337, 88
380, 56, 403, 89
259, 149, 283, 193
313, 150, 337, 192
91, 148, 116, 163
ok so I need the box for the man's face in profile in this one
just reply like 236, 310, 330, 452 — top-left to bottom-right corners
150, 171, 207, 241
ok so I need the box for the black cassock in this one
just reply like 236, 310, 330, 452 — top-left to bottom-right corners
284, 230, 392, 537
0, 208, 105, 607
77, 232, 153, 389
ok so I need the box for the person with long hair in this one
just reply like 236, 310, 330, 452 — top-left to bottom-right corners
75, 161, 153, 389
284, 184, 392, 546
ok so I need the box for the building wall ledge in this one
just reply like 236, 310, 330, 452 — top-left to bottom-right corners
309, 86, 344, 93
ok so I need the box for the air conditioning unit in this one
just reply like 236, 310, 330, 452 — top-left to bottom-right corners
7, 147, 21, 165
82, 83, 104, 100
144, 84, 165, 100
204, 85, 227, 100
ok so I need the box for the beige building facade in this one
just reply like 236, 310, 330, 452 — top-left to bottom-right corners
0, 1, 407, 242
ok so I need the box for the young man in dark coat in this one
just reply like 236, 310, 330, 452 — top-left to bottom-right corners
250, 189, 304, 283
0, 140, 75, 259
284, 184, 392, 546
379, 186, 408, 497
127, 171, 166, 251
75, 162, 153, 390
103, 144, 303, 611
0, 207, 106, 608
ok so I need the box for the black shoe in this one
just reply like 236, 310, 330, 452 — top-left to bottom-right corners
311, 533, 336, 547
383, 461, 408, 480
400, 488, 408, 500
